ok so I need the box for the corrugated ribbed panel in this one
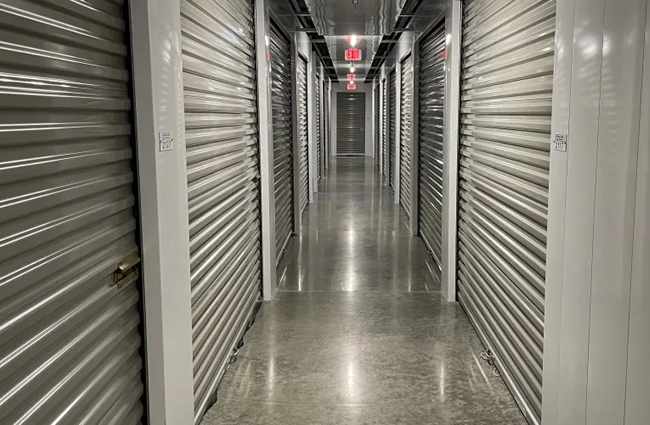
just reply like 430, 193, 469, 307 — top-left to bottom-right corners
389, 68, 397, 188
180, 0, 262, 422
336, 92, 366, 156
418, 23, 446, 286
457, 0, 554, 423
400, 56, 413, 218
375, 80, 381, 165
297, 56, 309, 214
324, 81, 330, 169
316, 74, 322, 180
0, 1, 145, 424
382, 79, 388, 178
270, 22, 293, 264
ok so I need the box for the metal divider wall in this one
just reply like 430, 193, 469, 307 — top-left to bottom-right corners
336, 92, 366, 156
382, 78, 388, 179
389, 68, 397, 188
297, 55, 309, 214
457, 0, 555, 423
316, 73, 322, 181
417, 23, 446, 286
270, 21, 293, 264
399, 56, 413, 218
180, 0, 262, 422
0, 2, 146, 424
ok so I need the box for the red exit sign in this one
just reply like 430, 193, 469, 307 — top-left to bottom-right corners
347, 82, 356, 90
347, 73, 356, 81
345, 49, 361, 61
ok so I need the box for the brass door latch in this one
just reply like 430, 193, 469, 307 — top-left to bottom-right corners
114, 252, 141, 288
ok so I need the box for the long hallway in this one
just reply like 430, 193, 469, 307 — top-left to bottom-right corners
201, 158, 526, 424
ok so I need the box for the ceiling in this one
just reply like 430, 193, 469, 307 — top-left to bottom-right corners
305, 0, 405, 36
324, 35, 382, 81
268, 0, 446, 84
305, 0, 406, 82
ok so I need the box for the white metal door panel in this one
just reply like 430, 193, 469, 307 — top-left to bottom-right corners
389, 68, 397, 188
337, 92, 366, 156
418, 23, 446, 286
457, 0, 555, 423
181, 0, 262, 422
400, 56, 413, 218
270, 22, 293, 263
0, 1, 145, 424
297, 56, 309, 214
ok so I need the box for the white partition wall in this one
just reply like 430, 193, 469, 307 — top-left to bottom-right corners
542, 0, 650, 424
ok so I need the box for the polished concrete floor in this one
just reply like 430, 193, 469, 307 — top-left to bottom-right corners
201, 158, 526, 425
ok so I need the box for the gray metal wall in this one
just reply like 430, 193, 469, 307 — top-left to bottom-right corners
0, 1, 146, 423
180, 0, 262, 421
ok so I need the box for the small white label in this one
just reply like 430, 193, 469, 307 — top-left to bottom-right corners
553, 133, 567, 152
158, 131, 173, 152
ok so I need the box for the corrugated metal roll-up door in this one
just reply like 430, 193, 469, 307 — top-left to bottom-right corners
324, 81, 330, 169
180, 0, 262, 422
375, 81, 381, 166
399, 56, 413, 218
457, 0, 554, 423
316, 74, 322, 181
418, 23, 446, 286
297, 56, 309, 214
0, 2, 146, 424
389, 68, 397, 188
336, 92, 366, 156
270, 22, 293, 263
382, 79, 388, 179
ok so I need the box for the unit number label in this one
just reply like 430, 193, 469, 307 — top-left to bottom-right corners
159, 131, 174, 152
553, 133, 567, 152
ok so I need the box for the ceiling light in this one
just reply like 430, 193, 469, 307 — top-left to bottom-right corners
350, 35, 357, 47
350, 66, 355, 73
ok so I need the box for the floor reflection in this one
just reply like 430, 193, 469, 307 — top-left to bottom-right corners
201, 158, 526, 425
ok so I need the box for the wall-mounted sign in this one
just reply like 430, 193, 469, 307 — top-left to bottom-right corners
158, 131, 173, 151
345, 48, 361, 61
347, 82, 356, 90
